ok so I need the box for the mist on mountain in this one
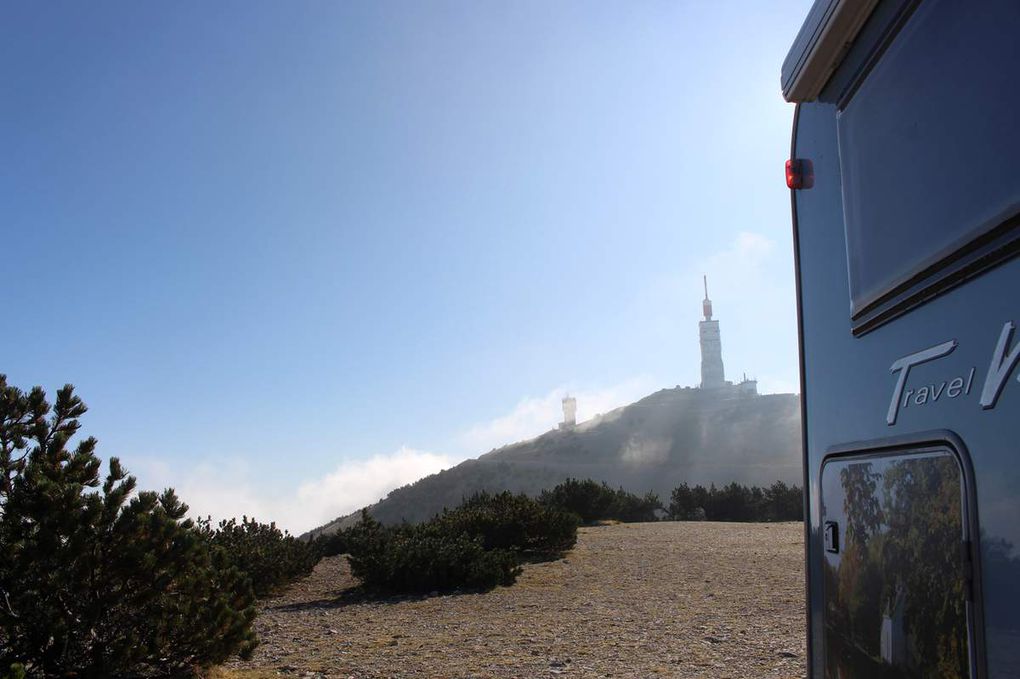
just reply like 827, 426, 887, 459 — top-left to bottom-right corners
307, 386, 800, 537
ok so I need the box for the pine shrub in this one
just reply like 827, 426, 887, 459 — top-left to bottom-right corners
668, 480, 803, 521
539, 478, 614, 523
607, 489, 662, 523
312, 508, 382, 559
312, 530, 349, 557
435, 491, 577, 557
538, 478, 662, 524
0, 377, 258, 676
347, 521, 520, 593
342, 493, 575, 594
201, 516, 321, 598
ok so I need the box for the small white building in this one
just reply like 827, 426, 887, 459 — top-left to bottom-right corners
737, 373, 758, 396
560, 395, 577, 429
880, 587, 908, 667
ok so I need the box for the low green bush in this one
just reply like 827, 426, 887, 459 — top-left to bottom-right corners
347, 520, 520, 593
312, 530, 350, 557
539, 478, 613, 523
607, 489, 663, 523
668, 480, 803, 521
312, 508, 385, 558
435, 491, 577, 557
341, 493, 576, 594
538, 478, 662, 524
202, 515, 321, 598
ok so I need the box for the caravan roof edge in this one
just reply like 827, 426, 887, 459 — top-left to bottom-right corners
781, 0, 879, 103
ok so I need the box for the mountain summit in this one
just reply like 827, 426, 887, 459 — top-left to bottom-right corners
307, 282, 801, 537
308, 387, 801, 536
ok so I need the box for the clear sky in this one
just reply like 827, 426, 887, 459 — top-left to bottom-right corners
2, 1, 812, 532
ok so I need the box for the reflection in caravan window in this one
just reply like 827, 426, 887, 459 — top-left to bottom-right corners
821, 451, 970, 678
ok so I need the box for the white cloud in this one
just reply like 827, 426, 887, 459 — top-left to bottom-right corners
131, 446, 452, 535
457, 377, 654, 454
129, 379, 653, 535
294, 447, 452, 526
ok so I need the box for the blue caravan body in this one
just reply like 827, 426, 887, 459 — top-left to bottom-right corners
783, 1, 1020, 676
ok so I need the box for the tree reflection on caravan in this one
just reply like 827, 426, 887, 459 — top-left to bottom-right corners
822, 453, 968, 677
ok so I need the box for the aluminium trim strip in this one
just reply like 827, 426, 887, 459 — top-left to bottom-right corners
783, 0, 880, 102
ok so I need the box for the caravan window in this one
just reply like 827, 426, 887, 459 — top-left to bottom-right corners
820, 449, 972, 678
837, 0, 1020, 318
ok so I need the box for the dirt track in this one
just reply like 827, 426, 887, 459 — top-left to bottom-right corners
225, 521, 806, 678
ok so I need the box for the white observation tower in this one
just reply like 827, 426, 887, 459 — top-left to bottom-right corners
699, 276, 726, 389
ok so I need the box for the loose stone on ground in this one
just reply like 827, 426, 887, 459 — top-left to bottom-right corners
225, 521, 806, 678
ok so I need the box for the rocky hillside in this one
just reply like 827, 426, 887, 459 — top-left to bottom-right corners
306, 387, 800, 537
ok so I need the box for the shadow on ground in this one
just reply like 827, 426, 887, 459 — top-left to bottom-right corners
269, 582, 492, 612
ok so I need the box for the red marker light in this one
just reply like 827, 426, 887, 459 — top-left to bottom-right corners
785, 159, 799, 189
786, 158, 814, 189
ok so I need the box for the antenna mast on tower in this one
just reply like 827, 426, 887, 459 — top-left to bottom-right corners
702, 275, 713, 320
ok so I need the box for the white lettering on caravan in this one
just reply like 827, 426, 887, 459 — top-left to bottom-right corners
900, 369, 973, 411
884, 321, 1020, 424
979, 321, 1020, 409
886, 340, 958, 425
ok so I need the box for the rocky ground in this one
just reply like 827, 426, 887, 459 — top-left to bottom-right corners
222, 521, 806, 678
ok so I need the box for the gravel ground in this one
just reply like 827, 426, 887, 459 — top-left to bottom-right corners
225, 521, 806, 678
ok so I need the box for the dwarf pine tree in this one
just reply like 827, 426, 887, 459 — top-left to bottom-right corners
201, 515, 320, 598
0, 376, 257, 676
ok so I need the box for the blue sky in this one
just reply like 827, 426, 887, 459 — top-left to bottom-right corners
2, 1, 811, 532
